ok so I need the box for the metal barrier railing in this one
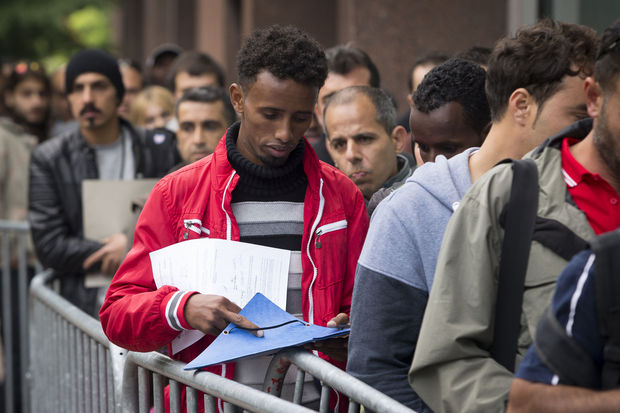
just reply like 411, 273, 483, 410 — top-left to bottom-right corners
0, 219, 40, 413
123, 351, 315, 413
30, 271, 317, 412
29, 270, 121, 412
29, 268, 417, 413
264, 351, 417, 413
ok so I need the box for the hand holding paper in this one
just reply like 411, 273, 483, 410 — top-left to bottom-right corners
149, 238, 291, 354
184, 294, 263, 337
185, 293, 350, 370
305, 312, 350, 361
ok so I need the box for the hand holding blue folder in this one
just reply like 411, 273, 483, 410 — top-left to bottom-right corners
185, 293, 350, 369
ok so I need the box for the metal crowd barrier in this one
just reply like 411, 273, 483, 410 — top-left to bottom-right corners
30, 270, 121, 412
29, 268, 417, 413
123, 351, 314, 413
29, 271, 312, 412
0, 219, 40, 413
264, 351, 416, 413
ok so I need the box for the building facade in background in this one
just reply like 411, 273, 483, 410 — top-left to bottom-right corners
116, 0, 619, 111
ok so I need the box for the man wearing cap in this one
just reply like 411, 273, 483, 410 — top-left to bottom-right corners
28, 49, 180, 315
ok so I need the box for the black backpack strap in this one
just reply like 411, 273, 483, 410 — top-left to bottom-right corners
532, 217, 589, 261
490, 158, 539, 372
591, 229, 620, 389
533, 307, 601, 388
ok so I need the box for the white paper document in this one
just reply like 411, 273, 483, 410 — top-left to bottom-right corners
149, 238, 291, 354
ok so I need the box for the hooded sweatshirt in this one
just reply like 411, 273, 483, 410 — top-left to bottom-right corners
347, 147, 477, 412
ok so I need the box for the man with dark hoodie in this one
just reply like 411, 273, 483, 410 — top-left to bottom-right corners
347, 20, 598, 412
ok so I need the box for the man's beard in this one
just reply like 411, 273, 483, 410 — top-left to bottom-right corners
593, 100, 620, 179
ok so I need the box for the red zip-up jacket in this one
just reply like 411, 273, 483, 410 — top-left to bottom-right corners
100, 134, 369, 382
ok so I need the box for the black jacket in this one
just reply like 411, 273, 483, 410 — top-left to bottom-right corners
28, 120, 179, 281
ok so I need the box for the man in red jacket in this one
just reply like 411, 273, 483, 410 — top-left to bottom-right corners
100, 24, 369, 408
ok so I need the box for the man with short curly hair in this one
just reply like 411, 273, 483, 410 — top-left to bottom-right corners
411, 58, 490, 164
100, 25, 369, 410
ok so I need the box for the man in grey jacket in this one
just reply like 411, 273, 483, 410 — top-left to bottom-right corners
347, 20, 599, 412
409, 21, 610, 413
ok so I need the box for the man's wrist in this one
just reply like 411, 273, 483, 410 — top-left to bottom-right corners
164, 290, 199, 331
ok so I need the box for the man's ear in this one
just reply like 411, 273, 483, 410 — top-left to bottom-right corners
584, 76, 603, 119
507, 88, 536, 127
391, 125, 407, 153
314, 103, 323, 127
229, 83, 244, 114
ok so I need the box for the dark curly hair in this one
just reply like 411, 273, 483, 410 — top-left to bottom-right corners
237, 25, 327, 90
595, 19, 620, 93
413, 58, 490, 136
486, 19, 599, 121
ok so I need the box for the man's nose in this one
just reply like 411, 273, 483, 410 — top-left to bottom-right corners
193, 127, 206, 144
344, 141, 361, 162
32, 92, 47, 107
81, 87, 93, 102
274, 119, 293, 142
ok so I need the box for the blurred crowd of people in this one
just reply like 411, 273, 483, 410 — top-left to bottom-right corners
2, 16, 620, 413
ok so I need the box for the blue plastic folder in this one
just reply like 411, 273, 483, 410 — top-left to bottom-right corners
185, 293, 349, 370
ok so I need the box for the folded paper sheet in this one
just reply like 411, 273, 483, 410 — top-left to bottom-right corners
185, 293, 349, 369
149, 238, 291, 354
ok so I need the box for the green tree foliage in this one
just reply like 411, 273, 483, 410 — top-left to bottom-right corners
0, 0, 116, 71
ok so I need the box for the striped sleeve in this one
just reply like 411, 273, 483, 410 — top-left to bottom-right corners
164, 290, 199, 331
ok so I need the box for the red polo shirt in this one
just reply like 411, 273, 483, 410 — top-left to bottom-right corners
561, 138, 620, 234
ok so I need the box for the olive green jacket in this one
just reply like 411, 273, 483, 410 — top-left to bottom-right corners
409, 119, 596, 413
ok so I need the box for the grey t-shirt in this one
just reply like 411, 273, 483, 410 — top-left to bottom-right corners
93, 127, 134, 180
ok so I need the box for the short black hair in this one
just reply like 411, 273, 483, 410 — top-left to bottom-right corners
167, 51, 225, 91
175, 86, 236, 126
414, 58, 490, 136
486, 19, 599, 121
595, 19, 620, 94
325, 45, 380, 87
237, 25, 327, 90
407, 52, 451, 92
324, 86, 396, 136
454, 46, 492, 67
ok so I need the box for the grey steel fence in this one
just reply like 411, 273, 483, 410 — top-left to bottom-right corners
30, 270, 121, 412
123, 351, 315, 413
30, 271, 315, 412
0, 219, 40, 413
29, 268, 417, 413
264, 350, 417, 413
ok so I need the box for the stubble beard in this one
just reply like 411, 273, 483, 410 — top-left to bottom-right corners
593, 100, 620, 180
